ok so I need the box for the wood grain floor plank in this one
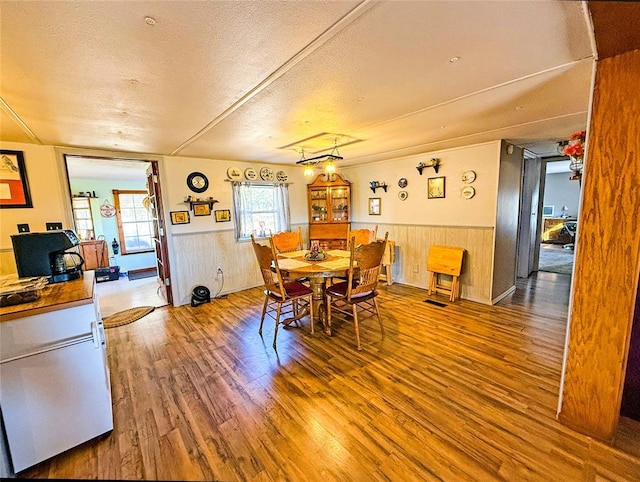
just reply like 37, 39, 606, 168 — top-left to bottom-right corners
17, 273, 640, 481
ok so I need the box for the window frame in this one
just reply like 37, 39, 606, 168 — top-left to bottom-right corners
231, 181, 291, 242
112, 189, 155, 255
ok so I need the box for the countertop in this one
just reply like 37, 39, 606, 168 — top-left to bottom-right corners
0, 271, 95, 322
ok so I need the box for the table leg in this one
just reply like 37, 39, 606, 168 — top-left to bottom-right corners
309, 277, 330, 335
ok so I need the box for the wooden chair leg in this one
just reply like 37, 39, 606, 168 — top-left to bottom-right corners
373, 297, 384, 336
273, 304, 282, 349
308, 297, 314, 334
259, 295, 268, 335
352, 304, 362, 351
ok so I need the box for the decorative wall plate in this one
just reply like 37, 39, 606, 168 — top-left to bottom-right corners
100, 200, 116, 218
276, 170, 288, 182
260, 167, 274, 181
244, 168, 258, 180
461, 186, 476, 199
462, 170, 477, 184
226, 166, 242, 180
187, 172, 209, 193
398, 191, 408, 201
398, 178, 408, 188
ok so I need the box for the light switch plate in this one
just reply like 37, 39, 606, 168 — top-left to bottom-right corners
17, 223, 30, 233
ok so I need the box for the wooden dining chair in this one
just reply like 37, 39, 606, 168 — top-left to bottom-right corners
271, 226, 304, 253
250, 234, 314, 349
326, 233, 388, 351
270, 226, 308, 283
346, 225, 378, 249
330, 225, 378, 285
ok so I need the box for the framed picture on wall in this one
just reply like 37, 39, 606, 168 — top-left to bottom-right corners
193, 203, 211, 216
0, 150, 33, 208
427, 177, 445, 199
368, 197, 381, 215
170, 211, 190, 225
214, 209, 231, 222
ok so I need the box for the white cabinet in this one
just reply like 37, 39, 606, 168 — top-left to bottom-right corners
0, 277, 113, 473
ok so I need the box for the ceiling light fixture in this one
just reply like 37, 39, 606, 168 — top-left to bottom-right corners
449, 56, 460, 63
296, 141, 343, 177
144, 16, 157, 25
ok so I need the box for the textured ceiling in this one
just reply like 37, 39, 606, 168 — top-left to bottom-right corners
1, 1, 595, 167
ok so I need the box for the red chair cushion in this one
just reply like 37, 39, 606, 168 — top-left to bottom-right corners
327, 281, 374, 299
269, 281, 313, 300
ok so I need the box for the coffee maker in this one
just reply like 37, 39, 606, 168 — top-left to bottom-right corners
11, 230, 85, 283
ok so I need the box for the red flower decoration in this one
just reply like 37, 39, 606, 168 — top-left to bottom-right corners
562, 130, 586, 159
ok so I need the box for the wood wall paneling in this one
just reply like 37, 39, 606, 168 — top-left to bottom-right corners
352, 223, 494, 303
588, 2, 640, 60
558, 49, 640, 442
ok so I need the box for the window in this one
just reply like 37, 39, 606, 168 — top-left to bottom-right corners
231, 182, 290, 241
112, 189, 154, 254
71, 197, 95, 240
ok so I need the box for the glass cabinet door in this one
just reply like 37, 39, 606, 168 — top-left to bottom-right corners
309, 188, 328, 221
330, 187, 349, 221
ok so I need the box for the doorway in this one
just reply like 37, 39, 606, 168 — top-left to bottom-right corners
538, 158, 580, 275
517, 155, 581, 279
63, 155, 171, 315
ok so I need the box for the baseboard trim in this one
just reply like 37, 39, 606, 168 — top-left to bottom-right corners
128, 267, 156, 276
491, 285, 516, 305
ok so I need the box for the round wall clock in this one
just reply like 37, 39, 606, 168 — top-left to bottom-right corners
260, 167, 274, 181
187, 172, 209, 193
244, 168, 258, 180
461, 186, 476, 199
462, 170, 477, 184
398, 178, 408, 188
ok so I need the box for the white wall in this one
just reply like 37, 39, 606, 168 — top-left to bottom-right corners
543, 172, 580, 218
160, 155, 309, 236
341, 141, 500, 227
0, 142, 70, 275
1, 140, 505, 305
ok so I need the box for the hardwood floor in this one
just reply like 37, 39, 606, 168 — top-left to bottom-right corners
19, 272, 640, 481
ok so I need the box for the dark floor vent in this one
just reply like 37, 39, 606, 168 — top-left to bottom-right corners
424, 299, 447, 307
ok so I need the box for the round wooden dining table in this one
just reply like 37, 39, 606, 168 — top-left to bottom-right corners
276, 249, 353, 335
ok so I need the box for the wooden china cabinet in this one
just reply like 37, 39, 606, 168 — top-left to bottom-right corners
307, 174, 351, 250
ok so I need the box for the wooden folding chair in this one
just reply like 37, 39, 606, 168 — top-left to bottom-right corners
426, 245, 464, 302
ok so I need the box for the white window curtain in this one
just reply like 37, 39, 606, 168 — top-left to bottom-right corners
231, 182, 291, 240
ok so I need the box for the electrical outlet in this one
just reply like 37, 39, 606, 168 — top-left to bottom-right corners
413, 264, 419, 273
46, 222, 63, 231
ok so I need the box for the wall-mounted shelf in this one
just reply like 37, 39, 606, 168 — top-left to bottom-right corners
416, 158, 441, 175
184, 198, 219, 211
369, 181, 388, 193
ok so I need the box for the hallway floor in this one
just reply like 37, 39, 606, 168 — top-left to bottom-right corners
95, 275, 168, 317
